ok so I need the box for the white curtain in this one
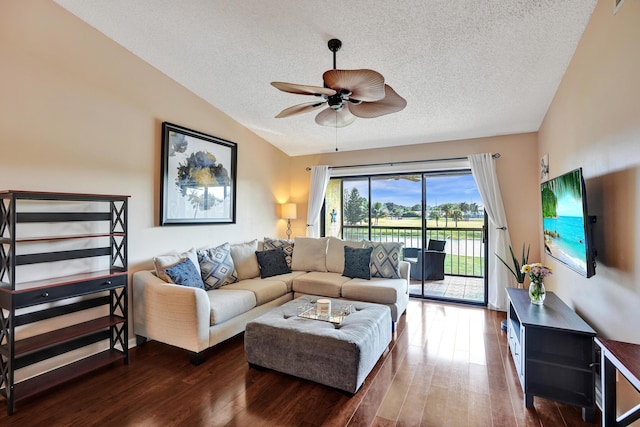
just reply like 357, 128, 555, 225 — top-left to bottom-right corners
469, 153, 513, 311
306, 165, 331, 237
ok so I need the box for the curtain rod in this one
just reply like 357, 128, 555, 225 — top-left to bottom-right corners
305, 153, 500, 171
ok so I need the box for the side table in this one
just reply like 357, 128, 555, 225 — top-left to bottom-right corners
595, 337, 640, 426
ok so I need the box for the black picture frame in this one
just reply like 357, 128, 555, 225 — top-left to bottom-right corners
161, 122, 237, 225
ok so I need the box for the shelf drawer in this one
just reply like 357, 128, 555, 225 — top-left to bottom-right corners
13, 275, 126, 308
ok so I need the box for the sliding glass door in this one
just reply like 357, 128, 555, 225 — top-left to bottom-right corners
323, 171, 487, 306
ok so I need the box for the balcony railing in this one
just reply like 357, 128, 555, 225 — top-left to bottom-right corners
341, 225, 485, 278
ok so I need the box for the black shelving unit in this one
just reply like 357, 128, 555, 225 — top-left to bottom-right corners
0, 190, 129, 415
506, 288, 596, 423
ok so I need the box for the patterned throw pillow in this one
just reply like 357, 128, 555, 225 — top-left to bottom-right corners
153, 248, 200, 283
164, 258, 205, 290
364, 241, 403, 279
197, 243, 237, 290
263, 237, 294, 269
255, 249, 291, 278
343, 246, 373, 280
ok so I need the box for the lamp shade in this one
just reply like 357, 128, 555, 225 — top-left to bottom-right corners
281, 203, 297, 220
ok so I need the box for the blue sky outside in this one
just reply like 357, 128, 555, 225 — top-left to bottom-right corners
343, 174, 483, 209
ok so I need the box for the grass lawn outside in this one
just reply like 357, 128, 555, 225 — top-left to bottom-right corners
342, 218, 486, 277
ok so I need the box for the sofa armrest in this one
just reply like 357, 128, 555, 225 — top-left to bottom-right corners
398, 260, 410, 281
399, 260, 410, 294
132, 270, 210, 353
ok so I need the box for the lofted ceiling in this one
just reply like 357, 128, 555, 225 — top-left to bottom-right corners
54, 0, 597, 157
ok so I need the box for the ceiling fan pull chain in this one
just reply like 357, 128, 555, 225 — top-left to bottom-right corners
335, 113, 339, 152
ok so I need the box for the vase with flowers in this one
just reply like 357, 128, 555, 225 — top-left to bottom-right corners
522, 263, 553, 305
497, 244, 530, 289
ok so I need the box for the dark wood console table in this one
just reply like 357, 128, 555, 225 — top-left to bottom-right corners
506, 288, 596, 422
595, 337, 640, 426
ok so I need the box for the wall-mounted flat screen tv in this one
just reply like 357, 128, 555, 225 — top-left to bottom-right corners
541, 167, 596, 278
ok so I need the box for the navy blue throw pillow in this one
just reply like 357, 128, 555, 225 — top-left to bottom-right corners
164, 258, 205, 290
343, 246, 373, 280
255, 249, 291, 278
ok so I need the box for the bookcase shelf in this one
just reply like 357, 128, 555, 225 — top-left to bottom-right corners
0, 190, 129, 415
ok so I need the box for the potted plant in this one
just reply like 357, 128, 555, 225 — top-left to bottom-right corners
497, 244, 530, 289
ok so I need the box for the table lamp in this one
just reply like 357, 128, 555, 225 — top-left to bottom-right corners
281, 203, 297, 239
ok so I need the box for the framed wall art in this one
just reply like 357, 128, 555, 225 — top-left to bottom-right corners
540, 153, 549, 182
161, 122, 237, 225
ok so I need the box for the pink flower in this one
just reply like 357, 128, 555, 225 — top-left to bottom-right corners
521, 263, 553, 283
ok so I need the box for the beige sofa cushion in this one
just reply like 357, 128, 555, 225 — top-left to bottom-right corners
153, 248, 200, 283
230, 239, 260, 280
207, 289, 256, 325
292, 272, 350, 298
326, 237, 364, 274
261, 271, 307, 292
341, 277, 407, 304
224, 278, 288, 305
291, 237, 329, 272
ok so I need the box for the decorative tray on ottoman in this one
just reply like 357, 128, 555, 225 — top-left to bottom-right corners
297, 306, 349, 324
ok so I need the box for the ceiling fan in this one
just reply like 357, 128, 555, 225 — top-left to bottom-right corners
271, 39, 407, 128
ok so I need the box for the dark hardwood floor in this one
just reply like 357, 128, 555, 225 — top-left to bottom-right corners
1, 299, 601, 426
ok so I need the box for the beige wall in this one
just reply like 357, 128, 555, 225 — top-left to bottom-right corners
0, 0, 292, 377
291, 133, 541, 259
539, 0, 640, 417
0, 0, 292, 272
540, 0, 640, 343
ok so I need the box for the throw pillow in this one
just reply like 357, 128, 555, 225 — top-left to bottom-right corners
263, 237, 294, 269
153, 248, 200, 283
364, 241, 403, 279
163, 258, 205, 290
255, 249, 291, 278
326, 236, 364, 274
291, 236, 329, 272
197, 243, 237, 290
342, 246, 373, 280
230, 239, 260, 280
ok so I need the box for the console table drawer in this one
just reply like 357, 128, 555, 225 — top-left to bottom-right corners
14, 275, 126, 308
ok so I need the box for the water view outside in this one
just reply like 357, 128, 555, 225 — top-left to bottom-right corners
324, 173, 486, 279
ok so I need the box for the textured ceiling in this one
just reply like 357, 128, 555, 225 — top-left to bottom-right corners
54, 0, 597, 156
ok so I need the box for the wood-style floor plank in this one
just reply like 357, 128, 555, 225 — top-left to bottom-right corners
0, 299, 601, 426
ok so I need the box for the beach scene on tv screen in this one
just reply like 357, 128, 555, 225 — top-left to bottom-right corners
541, 170, 588, 275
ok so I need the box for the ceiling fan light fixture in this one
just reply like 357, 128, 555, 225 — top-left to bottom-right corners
328, 95, 343, 109
271, 39, 406, 126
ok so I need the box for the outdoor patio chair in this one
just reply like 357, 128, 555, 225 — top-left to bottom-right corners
405, 239, 447, 281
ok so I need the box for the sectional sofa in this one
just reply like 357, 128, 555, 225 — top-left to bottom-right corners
132, 236, 410, 364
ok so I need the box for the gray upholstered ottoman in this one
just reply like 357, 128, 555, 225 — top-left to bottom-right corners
244, 295, 392, 393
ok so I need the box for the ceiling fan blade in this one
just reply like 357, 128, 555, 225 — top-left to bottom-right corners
315, 105, 357, 128
322, 69, 385, 102
275, 101, 327, 118
349, 84, 407, 118
271, 82, 336, 96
